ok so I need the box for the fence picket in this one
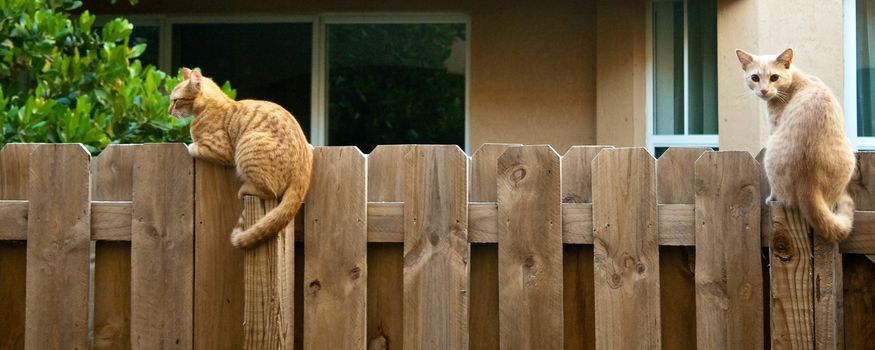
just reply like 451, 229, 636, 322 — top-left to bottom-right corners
561, 145, 610, 350
366, 145, 412, 349
131, 144, 193, 349
403, 145, 469, 349
592, 147, 660, 349
92, 144, 137, 349
0, 144, 36, 350
193, 159, 244, 350
695, 151, 763, 349
844, 152, 875, 349
498, 145, 563, 349
304, 147, 368, 348
658, 147, 708, 349
25, 144, 91, 349
469, 143, 518, 350
769, 203, 813, 349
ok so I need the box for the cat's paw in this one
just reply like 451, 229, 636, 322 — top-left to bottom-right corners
187, 143, 200, 157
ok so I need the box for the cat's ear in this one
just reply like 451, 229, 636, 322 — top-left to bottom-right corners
736, 49, 754, 69
776, 48, 793, 68
181, 67, 192, 80
190, 70, 202, 90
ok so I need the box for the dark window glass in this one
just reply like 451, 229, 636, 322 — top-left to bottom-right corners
327, 23, 466, 153
858, 0, 875, 136
171, 23, 312, 137
130, 25, 160, 67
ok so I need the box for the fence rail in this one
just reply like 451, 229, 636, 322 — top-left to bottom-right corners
0, 143, 874, 349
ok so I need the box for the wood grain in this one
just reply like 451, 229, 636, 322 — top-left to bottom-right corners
242, 197, 294, 349
844, 152, 875, 349
560, 145, 608, 350
694, 151, 763, 349
658, 147, 708, 350
304, 147, 367, 349
813, 235, 840, 350
592, 147, 660, 349
92, 144, 136, 349
193, 159, 243, 350
367, 145, 411, 349
0, 144, 37, 350
769, 203, 813, 349
25, 144, 91, 350
403, 145, 469, 349
469, 143, 516, 350
498, 145, 563, 349
131, 144, 193, 349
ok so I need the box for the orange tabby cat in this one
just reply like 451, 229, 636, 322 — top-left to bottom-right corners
169, 68, 313, 248
736, 48, 855, 241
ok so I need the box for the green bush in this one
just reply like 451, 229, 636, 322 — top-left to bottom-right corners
0, 0, 235, 154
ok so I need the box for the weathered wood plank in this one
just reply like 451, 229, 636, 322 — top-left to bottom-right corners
403, 145, 469, 349
92, 144, 136, 350
498, 145, 563, 349
843, 152, 875, 349
561, 145, 608, 350
366, 145, 411, 349
813, 235, 840, 350
25, 144, 91, 350
194, 159, 244, 350
659, 147, 708, 350
304, 147, 367, 349
769, 203, 813, 350
0, 142, 35, 350
241, 197, 294, 349
131, 144, 193, 349
694, 151, 763, 349
368, 202, 405, 242
469, 143, 516, 350
0, 199, 27, 240
592, 147, 661, 349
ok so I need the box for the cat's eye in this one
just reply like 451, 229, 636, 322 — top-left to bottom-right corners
751, 74, 760, 82
770, 74, 779, 82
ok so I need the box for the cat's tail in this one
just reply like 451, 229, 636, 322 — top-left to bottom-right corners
798, 191, 854, 242
230, 182, 309, 248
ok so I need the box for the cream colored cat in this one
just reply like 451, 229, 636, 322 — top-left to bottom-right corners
169, 68, 313, 248
736, 48, 855, 241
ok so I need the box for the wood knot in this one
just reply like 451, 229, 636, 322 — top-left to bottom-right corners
524, 255, 536, 269
511, 167, 527, 184
429, 230, 440, 246
308, 280, 321, 293
350, 266, 362, 280
772, 234, 793, 262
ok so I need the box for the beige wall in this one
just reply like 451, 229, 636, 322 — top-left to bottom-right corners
595, 0, 648, 148
87, 0, 597, 153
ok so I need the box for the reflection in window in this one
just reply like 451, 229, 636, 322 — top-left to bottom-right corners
652, 0, 717, 136
858, 0, 875, 136
171, 23, 313, 137
327, 23, 466, 153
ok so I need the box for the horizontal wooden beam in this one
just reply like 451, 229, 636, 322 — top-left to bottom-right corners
1, 199, 873, 253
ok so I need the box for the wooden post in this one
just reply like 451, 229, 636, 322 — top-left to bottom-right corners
241, 196, 294, 349
769, 203, 813, 349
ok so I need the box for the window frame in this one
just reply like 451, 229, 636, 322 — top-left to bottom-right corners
646, 0, 720, 152
843, 0, 875, 150
95, 13, 471, 151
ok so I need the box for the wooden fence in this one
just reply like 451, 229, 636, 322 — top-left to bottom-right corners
0, 143, 873, 349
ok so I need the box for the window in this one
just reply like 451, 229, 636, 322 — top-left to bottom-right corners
93, 15, 468, 152
325, 22, 466, 152
650, 0, 718, 149
856, 0, 875, 142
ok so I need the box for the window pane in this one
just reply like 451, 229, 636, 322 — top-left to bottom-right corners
653, 0, 685, 135
687, 0, 718, 135
327, 23, 466, 153
858, 0, 875, 137
171, 23, 312, 137
131, 26, 160, 68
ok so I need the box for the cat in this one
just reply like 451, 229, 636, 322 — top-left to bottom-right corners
735, 48, 856, 242
169, 67, 313, 248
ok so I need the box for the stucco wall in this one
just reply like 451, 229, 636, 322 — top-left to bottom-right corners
86, 0, 597, 153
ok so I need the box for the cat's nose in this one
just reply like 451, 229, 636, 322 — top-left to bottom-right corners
760, 89, 768, 95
